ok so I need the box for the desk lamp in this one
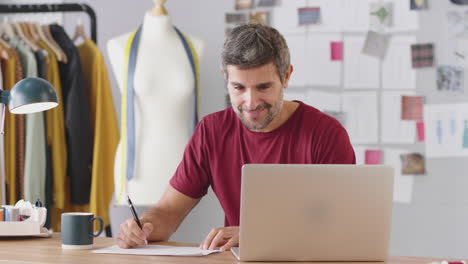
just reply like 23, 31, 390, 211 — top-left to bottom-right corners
0, 77, 58, 132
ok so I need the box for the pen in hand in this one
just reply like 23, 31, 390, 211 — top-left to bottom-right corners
127, 195, 147, 245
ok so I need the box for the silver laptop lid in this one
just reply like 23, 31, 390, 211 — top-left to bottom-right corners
238, 164, 394, 262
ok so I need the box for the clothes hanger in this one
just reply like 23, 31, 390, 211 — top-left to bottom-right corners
35, 22, 63, 62
43, 24, 68, 63
151, 0, 168, 16
13, 21, 39, 52
71, 18, 88, 44
0, 40, 10, 60
0, 19, 16, 41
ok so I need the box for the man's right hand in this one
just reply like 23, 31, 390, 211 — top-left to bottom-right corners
116, 218, 154, 248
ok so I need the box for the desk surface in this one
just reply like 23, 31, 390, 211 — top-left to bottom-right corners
0, 234, 457, 264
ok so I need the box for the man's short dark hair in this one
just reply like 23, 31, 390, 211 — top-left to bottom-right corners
222, 23, 290, 83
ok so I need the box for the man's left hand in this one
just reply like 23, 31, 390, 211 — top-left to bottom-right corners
200, 226, 239, 251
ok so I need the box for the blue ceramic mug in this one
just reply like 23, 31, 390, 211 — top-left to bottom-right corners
61, 212, 103, 249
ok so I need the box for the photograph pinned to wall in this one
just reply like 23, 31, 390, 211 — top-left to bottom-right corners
362, 31, 390, 59
249, 11, 270, 25
298, 7, 321, 25
324, 111, 347, 127
411, 43, 434, 68
400, 153, 425, 175
410, 0, 428, 10
401, 95, 424, 120
437, 65, 464, 93
330, 41, 343, 61
257, 0, 280, 7
365, 149, 382, 164
225, 13, 247, 24
369, 2, 393, 28
417, 121, 425, 141
236, 0, 253, 10
447, 11, 468, 38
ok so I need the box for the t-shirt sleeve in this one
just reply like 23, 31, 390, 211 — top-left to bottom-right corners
314, 123, 356, 164
169, 120, 211, 199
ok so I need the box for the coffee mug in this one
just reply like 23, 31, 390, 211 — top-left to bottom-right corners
61, 212, 103, 249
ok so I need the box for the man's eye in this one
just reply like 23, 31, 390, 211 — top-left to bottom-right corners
233, 86, 243, 90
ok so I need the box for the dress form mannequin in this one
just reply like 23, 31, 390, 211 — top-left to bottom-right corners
107, 0, 204, 205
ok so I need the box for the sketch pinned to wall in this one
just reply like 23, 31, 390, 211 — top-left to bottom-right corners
447, 11, 468, 38
424, 104, 468, 157
400, 153, 426, 175
401, 95, 424, 120
382, 36, 416, 89
225, 13, 247, 24
410, 0, 428, 10
381, 91, 416, 143
236, 0, 253, 10
342, 92, 379, 144
257, 0, 281, 7
330, 41, 343, 61
437, 65, 464, 93
298, 7, 321, 25
249, 11, 270, 25
344, 35, 380, 88
307, 34, 342, 86
384, 148, 415, 204
362, 31, 390, 59
411, 43, 434, 68
369, 2, 393, 29
365, 149, 382, 164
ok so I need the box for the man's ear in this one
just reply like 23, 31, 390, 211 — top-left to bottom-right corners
220, 67, 228, 80
283, 64, 294, 89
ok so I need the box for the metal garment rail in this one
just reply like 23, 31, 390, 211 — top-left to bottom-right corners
0, 3, 97, 43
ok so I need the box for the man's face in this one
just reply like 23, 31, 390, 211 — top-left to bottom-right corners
225, 62, 288, 132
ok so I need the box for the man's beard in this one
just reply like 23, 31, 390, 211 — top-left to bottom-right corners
235, 103, 280, 131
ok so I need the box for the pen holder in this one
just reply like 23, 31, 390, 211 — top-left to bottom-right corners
61, 212, 103, 249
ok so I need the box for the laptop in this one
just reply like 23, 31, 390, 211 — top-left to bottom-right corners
231, 164, 394, 262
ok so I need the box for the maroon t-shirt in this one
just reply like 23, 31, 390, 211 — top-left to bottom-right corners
170, 101, 355, 226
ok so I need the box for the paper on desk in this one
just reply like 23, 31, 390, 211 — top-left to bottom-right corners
92, 245, 222, 257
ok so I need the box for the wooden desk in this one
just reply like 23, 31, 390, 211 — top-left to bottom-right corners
0, 234, 458, 264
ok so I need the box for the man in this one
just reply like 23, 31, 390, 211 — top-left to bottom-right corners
117, 23, 355, 251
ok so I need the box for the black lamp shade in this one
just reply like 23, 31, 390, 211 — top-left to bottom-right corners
7, 77, 58, 114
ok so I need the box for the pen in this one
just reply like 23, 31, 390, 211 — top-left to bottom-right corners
127, 195, 143, 230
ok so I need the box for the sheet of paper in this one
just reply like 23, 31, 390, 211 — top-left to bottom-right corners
410, 0, 428, 10
92, 245, 222, 257
369, 2, 393, 29
284, 34, 307, 87
362, 31, 390, 59
384, 148, 414, 204
352, 146, 366, 165
387, 0, 419, 32
342, 92, 378, 143
283, 90, 307, 102
416, 121, 425, 142
298, 7, 321, 25
306, 34, 342, 86
340, 0, 372, 32
411, 43, 434, 68
424, 104, 468, 158
365, 149, 382, 164
400, 153, 426, 175
437, 65, 464, 93
331, 41, 343, 61
343, 36, 379, 89
382, 36, 416, 89
307, 0, 343, 32
381, 91, 416, 144
271, 0, 306, 34
305, 90, 341, 112
401, 95, 424, 121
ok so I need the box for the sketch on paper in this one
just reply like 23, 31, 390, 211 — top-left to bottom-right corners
369, 2, 393, 28
400, 153, 425, 175
437, 66, 464, 93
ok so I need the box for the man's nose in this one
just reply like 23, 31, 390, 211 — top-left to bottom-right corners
244, 89, 261, 110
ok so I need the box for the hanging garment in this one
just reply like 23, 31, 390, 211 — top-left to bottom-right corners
38, 40, 67, 210
77, 38, 119, 228
50, 24, 93, 205
0, 51, 5, 205
0, 42, 17, 205
115, 25, 200, 204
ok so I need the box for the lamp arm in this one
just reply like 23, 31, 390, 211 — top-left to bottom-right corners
0, 90, 9, 105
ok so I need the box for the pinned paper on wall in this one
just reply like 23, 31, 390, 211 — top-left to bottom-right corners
382, 36, 416, 89
283, 90, 307, 102
324, 111, 347, 127
353, 146, 366, 165
342, 92, 378, 144
369, 2, 393, 28
298, 7, 321, 25
437, 65, 464, 93
343, 36, 379, 88
365, 149, 382, 164
381, 92, 416, 144
305, 90, 341, 112
401, 95, 424, 120
249, 11, 270, 25
283, 34, 307, 86
424, 104, 468, 157
235, 0, 253, 10
400, 153, 426, 175
447, 11, 468, 38
416, 121, 425, 142
411, 43, 434, 68
225, 13, 247, 24
362, 31, 390, 59
331, 41, 343, 61
384, 148, 415, 204
410, 0, 428, 10
257, 0, 280, 7
271, 0, 306, 34
307, 34, 342, 86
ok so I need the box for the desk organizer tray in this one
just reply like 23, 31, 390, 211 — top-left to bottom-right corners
0, 222, 49, 237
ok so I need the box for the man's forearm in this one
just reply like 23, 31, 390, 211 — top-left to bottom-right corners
140, 206, 178, 241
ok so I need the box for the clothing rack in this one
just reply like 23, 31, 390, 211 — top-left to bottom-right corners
0, 3, 97, 43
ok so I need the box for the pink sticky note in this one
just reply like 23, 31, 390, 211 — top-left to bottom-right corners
365, 150, 381, 165
417, 121, 425, 142
331, 41, 343, 61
